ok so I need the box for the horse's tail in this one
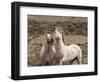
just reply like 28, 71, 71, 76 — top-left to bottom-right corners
77, 46, 82, 64
74, 45, 82, 64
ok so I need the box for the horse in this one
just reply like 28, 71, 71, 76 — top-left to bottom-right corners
54, 27, 82, 65
40, 32, 56, 65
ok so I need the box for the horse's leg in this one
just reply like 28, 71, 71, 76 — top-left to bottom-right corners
77, 48, 82, 64
70, 57, 77, 65
76, 56, 81, 64
60, 59, 63, 65
70, 60, 74, 64
69, 61, 73, 65
60, 61, 62, 65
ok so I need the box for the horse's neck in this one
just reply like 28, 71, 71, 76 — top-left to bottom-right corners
56, 39, 65, 49
45, 42, 53, 53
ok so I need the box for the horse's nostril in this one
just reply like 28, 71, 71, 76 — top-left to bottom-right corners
55, 37, 59, 40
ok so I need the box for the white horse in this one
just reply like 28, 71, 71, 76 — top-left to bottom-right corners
54, 27, 82, 65
40, 33, 56, 65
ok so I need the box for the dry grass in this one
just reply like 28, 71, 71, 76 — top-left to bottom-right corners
28, 35, 87, 66
27, 15, 88, 66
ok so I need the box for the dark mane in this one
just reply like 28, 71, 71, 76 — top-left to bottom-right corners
62, 35, 65, 44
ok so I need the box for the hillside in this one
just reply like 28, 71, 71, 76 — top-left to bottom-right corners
28, 15, 87, 36
27, 15, 88, 66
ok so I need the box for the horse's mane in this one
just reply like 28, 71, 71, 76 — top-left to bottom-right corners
62, 35, 65, 44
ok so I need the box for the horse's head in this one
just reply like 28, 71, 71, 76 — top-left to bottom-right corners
45, 32, 53, 44
55, 27, 64, 42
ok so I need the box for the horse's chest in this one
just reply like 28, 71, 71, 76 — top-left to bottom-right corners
56, 47, 66, 58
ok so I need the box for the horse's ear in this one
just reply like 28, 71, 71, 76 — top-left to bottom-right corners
43, 31, 46, 35
55, 27, 58, 30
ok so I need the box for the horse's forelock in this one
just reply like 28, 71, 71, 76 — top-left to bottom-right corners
55, 27, 64, 34
55, 27, 64, 42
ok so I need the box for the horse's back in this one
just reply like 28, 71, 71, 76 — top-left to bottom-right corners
68, 44, 81, 51
66, 44, 82, 61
